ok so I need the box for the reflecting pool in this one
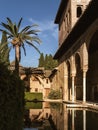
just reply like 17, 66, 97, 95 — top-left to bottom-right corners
24, 101, 98, 130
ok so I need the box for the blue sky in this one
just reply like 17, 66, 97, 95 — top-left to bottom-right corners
0, 0, 60, 67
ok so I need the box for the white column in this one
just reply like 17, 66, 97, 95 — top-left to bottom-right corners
72, 76, 75, 102
83, 110, 86, 130
63, 75, 68, 101
72, 109, 75, 130
83, 71, 87, 102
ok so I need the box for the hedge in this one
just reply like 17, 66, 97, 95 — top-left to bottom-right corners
25, 92, 43, 101
0, 63, 25, 130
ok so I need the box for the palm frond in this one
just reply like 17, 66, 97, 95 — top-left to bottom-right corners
1, 31, 7, 43
31, 24, 39, 27
26, 40, 41, 54
21, 43, 26, 56
20, 25, 31, 33
0, 29, 11, 36
6, 18, 18, 36
20, 24, 39, 33
1, 22, 14, 35
0, 29, 4, 32
0, 42, 8, 51
14, 24, 18, 37
6, 17, 13, 26
17, 17, 23, 30
26, 30, 40, 35
1, 22, 10, 31
22, 34, 33, 41
32, 36, 42, 44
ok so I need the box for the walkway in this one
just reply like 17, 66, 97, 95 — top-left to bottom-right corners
63, 100, 98, 111
44, 98, 98, 111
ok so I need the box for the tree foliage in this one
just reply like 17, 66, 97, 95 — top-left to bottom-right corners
48, 89, 62, 99
0, 62, 24, 130
38, 53, 44, 67
0, 31, 10, 66
38, 53, 58, 70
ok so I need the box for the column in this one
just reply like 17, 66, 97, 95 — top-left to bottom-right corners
72, 76, 75, 102
72, 109, 75, 130
63, 74, 68, 101
83, 110, 86, 130
83, 71, 87, 102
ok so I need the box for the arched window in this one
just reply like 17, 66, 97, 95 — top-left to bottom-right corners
77, 6, 82, 17
46, 78, 48, 84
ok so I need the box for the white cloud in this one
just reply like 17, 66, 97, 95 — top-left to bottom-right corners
28, 18, 58, 40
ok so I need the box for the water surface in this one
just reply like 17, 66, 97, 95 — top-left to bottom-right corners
24, 102, 98, 130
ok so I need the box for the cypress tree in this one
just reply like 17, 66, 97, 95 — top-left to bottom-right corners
38, 53, 58, 70
0, 31, 10, 65
38, 53, 44, 67
44, 54, 48, 69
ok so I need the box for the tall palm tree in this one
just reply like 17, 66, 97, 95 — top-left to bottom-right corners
0, 17, 41, 74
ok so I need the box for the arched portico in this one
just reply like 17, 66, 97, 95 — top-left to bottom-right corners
87, 30, 98, 102
64, 57, 76, 102
65, 60, 71, 101
75, 53, 83, 100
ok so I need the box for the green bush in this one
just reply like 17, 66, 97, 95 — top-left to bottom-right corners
25, 102, 42, 109
0, 63, 24, 130
49, 102, 61, 110
48, 89, 61, 99
25, 92, 43, 101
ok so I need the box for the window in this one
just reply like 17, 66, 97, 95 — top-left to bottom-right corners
46, 78, 48, 84
77, 6, 82, 17
35, 88, 38, 92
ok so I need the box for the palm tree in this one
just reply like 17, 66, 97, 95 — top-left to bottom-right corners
0, 17, 41, 74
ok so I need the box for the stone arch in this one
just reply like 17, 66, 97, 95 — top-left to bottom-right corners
87, 30, 98, 101
75, 52, 82, 68
75, 52, 83, 100
22, 74, 30, 92
81, 43, 88, 70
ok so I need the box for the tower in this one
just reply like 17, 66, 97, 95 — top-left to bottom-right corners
71, 0, 91, 28
55, 0, 91, 46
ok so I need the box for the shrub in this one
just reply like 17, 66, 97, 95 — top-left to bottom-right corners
25, 102, 42, 109
48, 89, 62, 99
0, 63, 25, 130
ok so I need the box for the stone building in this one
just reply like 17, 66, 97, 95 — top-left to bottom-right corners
21, 68, 51, 99
10, 62, 51, 99
54, 0, 98, 102
49, 68, 59, 90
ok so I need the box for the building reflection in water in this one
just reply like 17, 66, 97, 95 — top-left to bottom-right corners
67, 109, 86, 130
24, 102, 98, 130
49, 103, 98, 130
29, 102, 51, 121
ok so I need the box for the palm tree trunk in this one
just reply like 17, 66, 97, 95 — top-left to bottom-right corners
15, 45, 20, 75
